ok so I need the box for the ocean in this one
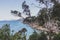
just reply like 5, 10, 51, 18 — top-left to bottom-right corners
0, 20, 34, 39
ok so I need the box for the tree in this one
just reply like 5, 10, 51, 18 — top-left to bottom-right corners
13, 28, 27, 40
0, 24, 10, 40
38, 32, 47, 40
53, 33, 60, 40
28, 31, 47, 40
52, 3, 60, 20
0, 29, 3, 40
20, 28, 27, 40
22, 1, 31, 16
10, 0, 60, 40
28, 31, 38, 40
11, 10, 21, 17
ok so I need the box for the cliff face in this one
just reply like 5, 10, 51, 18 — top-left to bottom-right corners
24, 19, 60, 34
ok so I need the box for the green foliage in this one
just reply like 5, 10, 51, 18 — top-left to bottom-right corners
37, 8, 48, 26
22, 1, 31, 16
38, 32, 47, 40
13, 32, 22, 40
0, 24, 10, 40
28, 31, 38, 40
12, 28, 27, 40
11, 10, 21, 17
53, 33, 60, 40
37, 15, 45, 26
28, 31, 47, 40
23, 16, 36, 24
52, 3, 60, 19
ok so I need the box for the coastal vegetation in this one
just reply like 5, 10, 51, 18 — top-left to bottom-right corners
0, 0, 60, 40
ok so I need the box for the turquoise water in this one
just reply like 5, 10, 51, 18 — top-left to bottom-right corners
0, 20, 34, 38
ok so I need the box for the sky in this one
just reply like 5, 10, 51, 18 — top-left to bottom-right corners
0, 0, 42, 21
0, 0, 59, 21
